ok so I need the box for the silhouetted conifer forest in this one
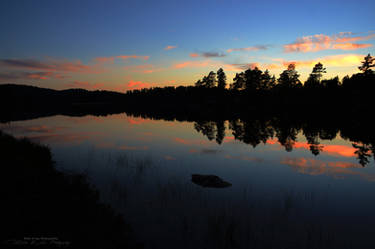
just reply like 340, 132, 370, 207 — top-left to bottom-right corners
1, 54, 374, 166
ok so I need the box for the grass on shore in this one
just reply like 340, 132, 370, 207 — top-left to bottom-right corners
0, 130, 137, 249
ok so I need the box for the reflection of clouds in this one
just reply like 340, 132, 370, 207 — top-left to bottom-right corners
266, 139, 356, 157
1, 124, 66, 134
95, 141, 149, 151
224, 154, 264, 163
119, 145, 148, 151
188, 148, 221, 155
26, 132, 100, 144
164, 155, 176, 160
174, 137, 210, 146
201, 149, 220, 154
223, 136, 235, 143
281, 157, 375, 181
62, 115, 107, 124
127, 117, 152, 125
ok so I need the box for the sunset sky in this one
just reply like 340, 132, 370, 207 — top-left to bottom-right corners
1, 0, 374, 92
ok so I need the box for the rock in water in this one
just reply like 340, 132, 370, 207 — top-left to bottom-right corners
191, 174, 232, 188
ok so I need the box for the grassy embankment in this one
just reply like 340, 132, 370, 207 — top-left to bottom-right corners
0, 130, 136, 249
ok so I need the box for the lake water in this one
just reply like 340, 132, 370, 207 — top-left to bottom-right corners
2, 113, 375, 248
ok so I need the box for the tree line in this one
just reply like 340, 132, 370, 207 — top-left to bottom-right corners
193, 53, 374, 91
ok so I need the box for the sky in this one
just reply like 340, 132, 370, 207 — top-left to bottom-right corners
1, 0, 374, 91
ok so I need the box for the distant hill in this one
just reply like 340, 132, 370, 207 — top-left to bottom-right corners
0, 84, 127, 122
0, 84, 126, 104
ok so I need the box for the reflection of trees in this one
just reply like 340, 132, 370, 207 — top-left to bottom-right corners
192, 117, 375, 167
353, 143, 373, 167
194, 121, 216, 141
318, 127, 338, 140
275, 126, 298, 152
304, 127, 324, 156
229, 119, 274, 148
215, 120, 225, 144
194, 120, 226, 144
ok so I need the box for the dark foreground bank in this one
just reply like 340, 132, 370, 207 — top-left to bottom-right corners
0, 131, 137, 249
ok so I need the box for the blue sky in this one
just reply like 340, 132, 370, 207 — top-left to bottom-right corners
1, 0, 374, 91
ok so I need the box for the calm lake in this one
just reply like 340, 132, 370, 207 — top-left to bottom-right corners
2, 113, 375, 248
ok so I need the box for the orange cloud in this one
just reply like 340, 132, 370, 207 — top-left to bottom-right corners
335, 33, 375, 43
116, 55, 149, 60
173, 60, 219, 69
190, 53, 199, 58
331, 43, 372, 50
266, 54, 365, 70
127, 80, 153, 90
284, 32, 375, 53
164, 45, 177, 50
94, 57, 115, 63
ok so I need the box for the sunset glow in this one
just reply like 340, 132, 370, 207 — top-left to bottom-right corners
1, 1, 374, 91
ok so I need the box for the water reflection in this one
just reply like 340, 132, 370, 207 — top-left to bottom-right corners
2, 113, 375, 248
193, 118, 375, 167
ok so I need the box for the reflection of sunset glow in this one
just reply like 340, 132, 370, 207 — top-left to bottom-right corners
224, 154, 263, 163
118, 145, 148, 151
174, 137, 210, 145
174, 137, 193, 145
223, 136, 235, 143
26, 133, 97, 144
266, 139, 356, 157
281, 157, 375, 181
164, 155, 176, 160
127, 117, 151, 125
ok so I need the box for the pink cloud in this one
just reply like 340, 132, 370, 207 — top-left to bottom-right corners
164, 45, 177, 50
116, 55, 150, 61
173, 60, 214, 69
331, 43, 372, 50
284, 32, 375, 53
94, 57, 116, 63
127, 80, 153, 90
